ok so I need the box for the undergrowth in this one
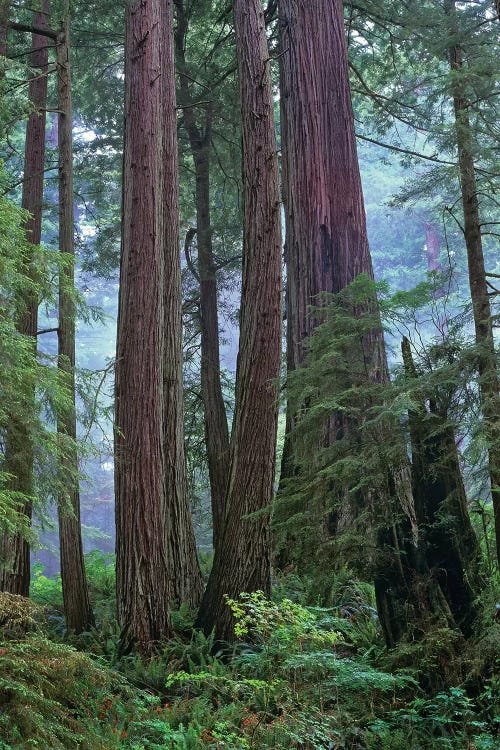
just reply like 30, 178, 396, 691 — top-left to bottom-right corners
0, 557, 497, 748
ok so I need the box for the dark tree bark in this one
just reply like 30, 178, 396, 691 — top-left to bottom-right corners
56, 14, 94, 633
445, 0, 500, 567
402, 337, 483, 637
0, 1, 7, 62
196, 0, 282, 643
0, 0, 49, 596
174, 1, 230, 552
115, 0, 201, 653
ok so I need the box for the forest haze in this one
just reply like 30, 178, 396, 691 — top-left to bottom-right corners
0, 0, 499, 748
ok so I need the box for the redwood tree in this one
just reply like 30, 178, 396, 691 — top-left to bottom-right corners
56, 13, 94, 633
115, 0, 201, 653
196, 0, 282, 642
276, 0, 469, 646
0, 0, 49, 596
277, 0, 388, 523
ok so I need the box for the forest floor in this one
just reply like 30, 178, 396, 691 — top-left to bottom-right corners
0, 554, 498, 750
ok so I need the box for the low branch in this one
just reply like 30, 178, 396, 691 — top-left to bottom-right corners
9, 21, 57, 40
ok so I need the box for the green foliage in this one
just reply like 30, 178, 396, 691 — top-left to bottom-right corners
0, 635, 146, 749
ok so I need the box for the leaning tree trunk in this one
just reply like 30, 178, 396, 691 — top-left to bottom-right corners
175, 1, 230, 553
196, 0, 282, 643
445, 0, 500, 568
115, 0, 201, 654
0, 0, 49, 596
56, 15, 94, 633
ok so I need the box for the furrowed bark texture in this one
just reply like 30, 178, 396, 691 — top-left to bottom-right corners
175, 1, 230, 553
446, 0, 500, 567
0, 1, 49, 596
56, 16, 94, 633
196, 0, 282, 643
277, 0, 388, 551
115, 0, 200, 653
278, 0, 388, 491
277, 0, 458, 647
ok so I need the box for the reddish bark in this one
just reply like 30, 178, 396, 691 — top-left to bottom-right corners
56, 15, 94, 633
196, 0, 282, 643
278, 0, 388, 488
115, 0, 201, 653
0, 0, 49, 596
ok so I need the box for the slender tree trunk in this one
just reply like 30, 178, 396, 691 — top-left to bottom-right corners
162, 1, 202, 608
445, 0, 500, 567
115, 0, 201, 653
0, 1, 49, 596
56, 15, 94, 633
174, 3, 230, 552
193, 139, 230, 552
196, 0, 282, 643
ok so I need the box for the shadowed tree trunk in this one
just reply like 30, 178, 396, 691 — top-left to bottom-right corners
445, 0, 500, 568
402, 337, 483, 637
115, 0, 201, 654
56, 13, 94, 633
174, 0, 230, 552
196, 0, 282, 643
0, 0, 49, 596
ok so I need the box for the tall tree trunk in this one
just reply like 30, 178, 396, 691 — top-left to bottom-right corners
115, 0, 201, 654
277, 0, 457, 647
56, 15, 94, 633
402, 337, 483, 637
445, 0, 500, 567
196, 0, 282, 643
277, 0, 388, 549
162, 0, 202, 609
0, 1, 49, 596
175, 2, 230, 552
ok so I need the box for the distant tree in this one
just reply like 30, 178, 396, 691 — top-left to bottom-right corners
115, 0, 201, 653
196, 0, 282, 642
174, 0, 230, 552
